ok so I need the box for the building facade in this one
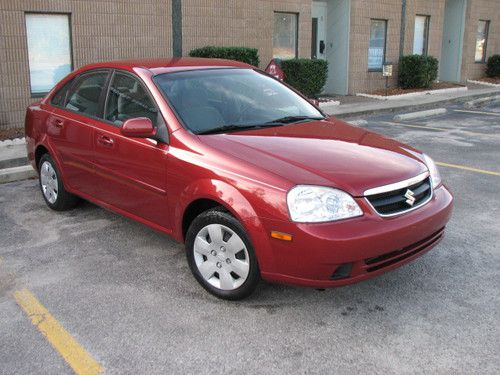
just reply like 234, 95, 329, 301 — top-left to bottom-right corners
0, 0, 498, 130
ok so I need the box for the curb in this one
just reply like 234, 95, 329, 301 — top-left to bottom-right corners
356, 86, 467, 101
467, 79, 500, 88
394, 108, 447, 121
330, 90, 500, 119
0, 165, 37, 184
464, 95, 500, 109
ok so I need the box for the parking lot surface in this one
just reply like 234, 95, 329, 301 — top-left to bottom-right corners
1, 102, 499, 374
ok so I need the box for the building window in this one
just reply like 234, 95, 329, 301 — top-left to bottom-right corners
273, 12, 298, 59
475, 20, 490, 63
368, 19, 387, 71
25, 13, 73, 96
413, 15, 430, 55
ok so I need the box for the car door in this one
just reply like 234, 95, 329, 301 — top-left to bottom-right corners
47, 70, 110, 195
92, 70, 170, 229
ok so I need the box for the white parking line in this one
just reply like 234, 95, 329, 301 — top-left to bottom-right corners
454, 109, 500, 117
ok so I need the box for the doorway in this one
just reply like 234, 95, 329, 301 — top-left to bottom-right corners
440, 0, 466, 82
311, 2, 327, 60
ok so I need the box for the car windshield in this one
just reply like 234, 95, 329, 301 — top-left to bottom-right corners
153, 68, 324, 134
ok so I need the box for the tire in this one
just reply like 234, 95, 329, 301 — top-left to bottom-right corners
186, 208, 260, 300
38, 153, 80, 211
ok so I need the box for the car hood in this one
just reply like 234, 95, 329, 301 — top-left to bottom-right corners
198, 118, 428, 196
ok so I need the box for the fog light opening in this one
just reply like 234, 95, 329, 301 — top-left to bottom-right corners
331, 263, 353, 280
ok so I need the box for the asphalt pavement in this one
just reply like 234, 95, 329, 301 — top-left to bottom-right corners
0, 102, 499, 374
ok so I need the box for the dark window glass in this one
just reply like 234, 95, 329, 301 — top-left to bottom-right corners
368, 19, 387, 70
65, 72, 108, 117
51, 79, 73, 107
105, 73, 158, 126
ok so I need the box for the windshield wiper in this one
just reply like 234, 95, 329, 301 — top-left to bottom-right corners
264, 115, 325, 125
196, 124, 275, 135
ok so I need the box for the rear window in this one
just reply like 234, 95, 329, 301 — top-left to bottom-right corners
50, 79, 73, 107
65, 72, 108, 117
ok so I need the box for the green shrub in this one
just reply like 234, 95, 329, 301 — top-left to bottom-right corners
398, 55, 439, 89
280, 59, 328, 98
486, 55, 500, 77
188, 46, 259, 66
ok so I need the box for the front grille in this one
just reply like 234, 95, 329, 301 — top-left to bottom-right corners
366, 177, 432, 216
364, 227, 445, 272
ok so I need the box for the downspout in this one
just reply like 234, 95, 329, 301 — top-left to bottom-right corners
172, 0, 183, 57
399, 0, 407, 57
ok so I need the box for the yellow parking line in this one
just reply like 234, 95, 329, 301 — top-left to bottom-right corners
14, 288, 103, 375
454, 109, 500, 117
436, 162, 500, 176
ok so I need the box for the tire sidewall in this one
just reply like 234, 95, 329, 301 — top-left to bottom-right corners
186, 210, 260, 300
38, 154, 64, 210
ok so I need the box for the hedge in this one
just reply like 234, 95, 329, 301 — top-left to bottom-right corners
280, 59, 328, 98
188, 46, 259, 66
486, 55, 500, 77
398, 55, 439, 89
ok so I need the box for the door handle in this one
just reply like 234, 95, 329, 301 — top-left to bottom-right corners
52, 118, 64, 128
319, 40, 326, 54
97, 135, 114, 147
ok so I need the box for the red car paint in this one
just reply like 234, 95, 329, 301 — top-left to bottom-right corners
25, 58, 453, 288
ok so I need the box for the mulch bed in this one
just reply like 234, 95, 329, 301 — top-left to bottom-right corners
371, 82, 464, 97
476, 77, 500, 84
0, 128, 24, 141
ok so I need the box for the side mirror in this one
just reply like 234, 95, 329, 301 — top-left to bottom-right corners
121, 117, 156, 138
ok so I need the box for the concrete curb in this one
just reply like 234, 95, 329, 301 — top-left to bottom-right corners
394, 108, 447, 121
0, 165, 37, 184
328, 90, 500, 119
467, 79, 500, 88
464, 95, 500, 109
356, 86, 468, 101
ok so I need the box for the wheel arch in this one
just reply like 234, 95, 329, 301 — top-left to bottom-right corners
176, 179, 275, 273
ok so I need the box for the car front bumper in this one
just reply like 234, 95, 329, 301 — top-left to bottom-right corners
258, 185, 453, 288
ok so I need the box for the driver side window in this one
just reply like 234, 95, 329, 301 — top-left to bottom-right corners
105, 72, 158, 127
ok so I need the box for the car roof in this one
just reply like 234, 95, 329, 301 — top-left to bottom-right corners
79, 57, 254, 75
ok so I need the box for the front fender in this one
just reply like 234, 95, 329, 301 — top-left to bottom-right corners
174, 178, 276, 274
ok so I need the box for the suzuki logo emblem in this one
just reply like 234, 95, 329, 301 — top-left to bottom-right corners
404, 189, 416, 206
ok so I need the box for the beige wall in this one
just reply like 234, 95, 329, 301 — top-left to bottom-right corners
461, 0, 500, 81
182, 0, 311, 68
348, 0, 402, 94
0, 0, 172, 130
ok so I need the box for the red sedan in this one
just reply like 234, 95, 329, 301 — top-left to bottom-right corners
25, 58, 453, 300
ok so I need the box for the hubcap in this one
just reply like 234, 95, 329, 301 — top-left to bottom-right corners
193, 224, 250, 291
40, 161, 58, 204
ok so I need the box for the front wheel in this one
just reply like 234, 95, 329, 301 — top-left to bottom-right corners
185, 209, 260, 300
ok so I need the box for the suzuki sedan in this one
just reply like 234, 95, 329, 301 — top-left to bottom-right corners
25, 58, 453, 300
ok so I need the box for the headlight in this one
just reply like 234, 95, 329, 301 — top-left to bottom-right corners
287, 185, 363, 223
423, 154, 442, 189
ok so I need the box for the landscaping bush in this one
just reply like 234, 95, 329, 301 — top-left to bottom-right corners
398, 55, 439, 89
280, 59, 328, 98
486, 55, 500, 77
188, 46, 259, 66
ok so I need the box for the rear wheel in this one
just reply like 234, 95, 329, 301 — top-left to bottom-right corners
186, 209, 260, 300
39, 154, 79, 211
